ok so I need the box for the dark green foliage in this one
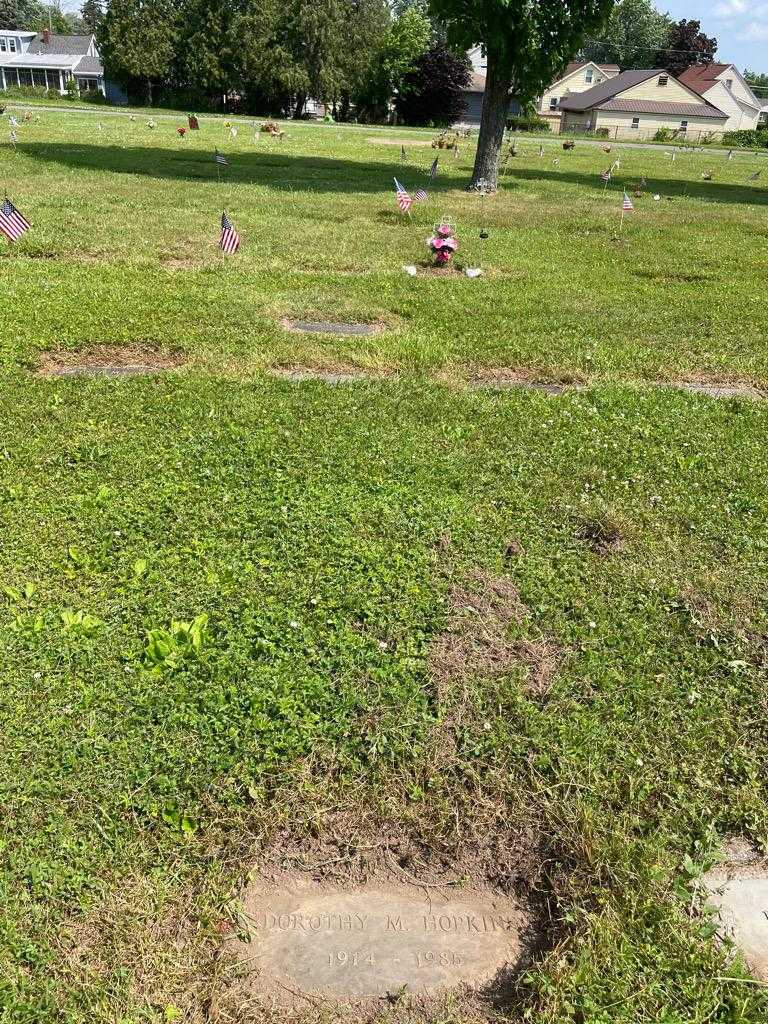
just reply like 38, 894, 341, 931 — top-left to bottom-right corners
395, 43, 471, 126
80, 0, 104, 33
722, 128, 768, 149
581, 0, 670, 70
428, 0, 615, 184
506, 113, 551, 132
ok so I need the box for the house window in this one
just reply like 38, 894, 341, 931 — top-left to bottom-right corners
0, 39, 6, 53
658, 74, 668, 86
585, 69, 593, 83
726, 78, 733, 89
549, 97, 558, 110
631, 116, 640, 129
7, 38, 16, 53
77, 77, 99, 92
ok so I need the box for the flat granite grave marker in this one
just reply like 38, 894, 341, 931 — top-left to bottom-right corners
706, 877, 768, 980
283, 319, 380, 336
231, 879, 525, 1003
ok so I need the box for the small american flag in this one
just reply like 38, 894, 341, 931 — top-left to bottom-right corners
0, 196, 30, 242
601, 168, 611, 182
394, 178, 412, 213
219, 211, 240, 254
428, 156, 438, 179
622, 192, 634, 212
214, 149, 228, 165
414, 188, 428, 201
10, 130, 17, 146
400, 145, 406, 164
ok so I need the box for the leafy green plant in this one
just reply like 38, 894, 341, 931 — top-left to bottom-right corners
143, 613, 210, 672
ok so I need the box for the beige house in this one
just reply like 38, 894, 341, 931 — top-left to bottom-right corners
538, 61, 619, 132
558, 69, 728, 141
678, 64, 762, 133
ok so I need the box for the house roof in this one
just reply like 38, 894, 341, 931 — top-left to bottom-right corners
558, 69, 662, 110
74, 56, 103, 75
558, 68, 727, 119
600, 98, 727, 118
678, 63, 733, 95
1, 53, 81, 69
28, 32, 93, 55
564, 61, 620, 76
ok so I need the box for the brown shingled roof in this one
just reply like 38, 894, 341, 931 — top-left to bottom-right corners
600, 98, 727, 118
677, 64, 732, 96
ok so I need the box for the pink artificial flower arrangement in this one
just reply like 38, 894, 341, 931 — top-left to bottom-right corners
427, 223, 458, 265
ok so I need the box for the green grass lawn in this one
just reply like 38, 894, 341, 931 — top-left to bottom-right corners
1, 110, 767, 1023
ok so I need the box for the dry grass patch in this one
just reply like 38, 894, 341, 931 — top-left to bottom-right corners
35, 344, 186, 377
428, 570, 562, 699
440, 367, 585, 395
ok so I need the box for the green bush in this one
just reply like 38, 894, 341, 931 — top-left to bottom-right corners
722, 128, 768, 148
506, 114, 550, 133
1, 85, 52, 100
81, 90, 108, 105
594, 127, 610, 138
64, 76, 78, 101
653, 127, 675, 142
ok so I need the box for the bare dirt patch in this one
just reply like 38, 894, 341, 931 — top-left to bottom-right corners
576, 514, 628, 556
428, 570, 561, 698
461, 368, 584, 395
35, 344, 185, 378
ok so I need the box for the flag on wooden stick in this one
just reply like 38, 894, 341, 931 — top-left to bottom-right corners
0, 196, 30, 242
214, 148, 228, 165
428, 156, 438, 179
622, 192, 634, 212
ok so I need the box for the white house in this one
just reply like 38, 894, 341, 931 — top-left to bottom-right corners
0, 29, 108, 97
459, 53, 619, 130
558, 68, 728, 141
677, 63, 761, 132
538, 61, 620, 132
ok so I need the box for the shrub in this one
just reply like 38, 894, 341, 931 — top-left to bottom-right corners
594, 127, 610, 138
506, 114, 550, 133
653, 127, 674, 142
722, 128, 768, 148
64, 76, 78, 100
81, 91, 108, 105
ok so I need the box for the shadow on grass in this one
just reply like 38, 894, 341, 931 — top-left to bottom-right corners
502, 166, 768, 206
18, 143, 768, 206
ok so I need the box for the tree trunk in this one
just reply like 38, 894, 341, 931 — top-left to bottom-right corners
294, 93, 307, 119
471, 48, 512, 189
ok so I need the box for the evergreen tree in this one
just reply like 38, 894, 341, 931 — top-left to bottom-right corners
81, 0, 105, 32
98, 0, 178, 104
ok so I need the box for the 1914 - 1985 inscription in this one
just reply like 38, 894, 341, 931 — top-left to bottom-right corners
231, 883, 525, 1001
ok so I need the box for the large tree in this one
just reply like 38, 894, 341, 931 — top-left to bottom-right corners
429, 0, 615, 187
0, 0, 43, 28
581, 0, 669, 70
98, 0, 178, 104
80, 0, 105, 32
657, 19, 717, 77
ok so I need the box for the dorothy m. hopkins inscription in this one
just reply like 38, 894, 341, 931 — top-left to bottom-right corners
231, 885, 526, 1001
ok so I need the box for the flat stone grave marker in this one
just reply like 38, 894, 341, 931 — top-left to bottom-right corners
706, 875, 768, 980
47, 365, 162, 378
230, 878, 525, 1003
284, 319, 380, 336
